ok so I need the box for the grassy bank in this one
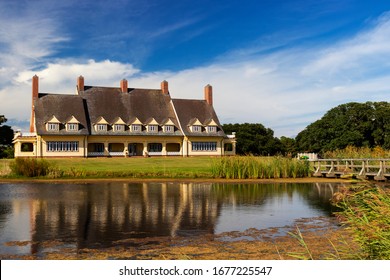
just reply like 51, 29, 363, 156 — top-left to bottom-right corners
1, 157, 214, 179
1, 156, 314, 180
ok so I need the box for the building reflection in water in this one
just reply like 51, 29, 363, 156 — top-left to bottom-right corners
0, 182, 346, 255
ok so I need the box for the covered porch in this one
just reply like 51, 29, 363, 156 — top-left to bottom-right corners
87, 141, 182, 157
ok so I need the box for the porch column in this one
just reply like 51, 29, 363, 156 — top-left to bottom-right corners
162, 141, 167, 156
104, 141, 109, 156
143, 142, 148, 157
182, 137, 188, 157
123, 141, 129, 157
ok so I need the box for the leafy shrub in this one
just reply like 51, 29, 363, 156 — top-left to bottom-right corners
10, 158, 52, 177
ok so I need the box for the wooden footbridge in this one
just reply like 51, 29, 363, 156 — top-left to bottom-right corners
310, 159, 390, 181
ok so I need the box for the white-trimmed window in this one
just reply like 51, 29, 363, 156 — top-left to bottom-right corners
47, 141, 79, 152
131, 124, 142, 132
192, 142, 217, 151
114, 124, 125, 132
207, 126, 217, 133
164, 125, 174, 133
148, 125, 158, 133
192, 125, 202, 132
96, 124, 107, 131
67, 123, 78, 131
47, 123, 59, 131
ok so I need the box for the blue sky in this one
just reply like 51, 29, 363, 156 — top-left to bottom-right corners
1, 0, 390, 137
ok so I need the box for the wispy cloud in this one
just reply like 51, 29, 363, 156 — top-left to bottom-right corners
2, 2, 390, 138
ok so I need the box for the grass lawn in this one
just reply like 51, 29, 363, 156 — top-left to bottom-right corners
1, 157, 215, 179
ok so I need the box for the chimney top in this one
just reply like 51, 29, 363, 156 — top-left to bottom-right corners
30, 75, 39, 133
161, 80, 169, 94
77, 75, 84, 91
120, 79, 128, 93
204, 84, 213, 106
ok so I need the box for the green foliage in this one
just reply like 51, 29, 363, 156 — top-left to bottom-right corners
0, 115, 14, 159
324, 145, 390, 159
333, 186, 390, 259
211, 156, 310, 179
10, 158, 53, 177
296, 102, 390, 153
223, 123, 284, 155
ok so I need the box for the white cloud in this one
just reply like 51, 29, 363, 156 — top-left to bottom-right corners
2, 6, 390, 138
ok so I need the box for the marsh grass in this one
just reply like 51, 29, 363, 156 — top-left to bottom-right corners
324, 145, 390, 159
332, 185, 390, 260
211, 156, 311, 179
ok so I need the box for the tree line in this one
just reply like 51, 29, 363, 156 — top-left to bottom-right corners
1, 101, 390, 158
223, 101, 390, 156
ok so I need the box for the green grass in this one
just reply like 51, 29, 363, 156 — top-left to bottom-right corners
1, 157, 214, 179
1, 156, 313, 180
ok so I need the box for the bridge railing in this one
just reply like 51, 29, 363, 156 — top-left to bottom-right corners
310, 158, 390, 181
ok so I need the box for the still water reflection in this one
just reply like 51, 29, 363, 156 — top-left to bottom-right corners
0, 182, 343, 256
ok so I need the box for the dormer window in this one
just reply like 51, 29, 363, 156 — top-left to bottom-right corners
162, 118, 175, 134
67, 123, 78, 131
48, 123, 59, 131
164, 125, 174, 133
205, 119, 218, 134
96, 124, 107, 131
188, 118, 203, 133
114, 124, 125, 132
192, 125, 202, 132
148, 125, 158, 133
207, 126, 217, 133
94, 117, 109, 132
146, 118, 159, 133
46, 115, 61, 132
65, 116, 80, 132
112, 117, 126, 132
131, 124, 141, 132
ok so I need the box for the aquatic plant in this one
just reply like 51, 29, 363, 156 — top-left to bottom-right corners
323, 145, 390, 159
332, 185, 390, 259
211, 156, 311, 179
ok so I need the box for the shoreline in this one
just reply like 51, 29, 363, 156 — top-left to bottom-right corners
0, 177, 354, 184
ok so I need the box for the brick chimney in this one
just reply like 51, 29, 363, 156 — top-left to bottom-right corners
204, 84, 213, 106
120, 79, 128, 93
77, 75, 84, 91
161, 80, 169, 94
29, 75, 39, 132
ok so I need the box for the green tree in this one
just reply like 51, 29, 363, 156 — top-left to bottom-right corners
295, 102, 390, 153
0, 115, 14, 158
223, 123, 283, 155
280, 136, 297, 156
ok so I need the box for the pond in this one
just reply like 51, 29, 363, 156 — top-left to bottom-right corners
0, 181, 344, 257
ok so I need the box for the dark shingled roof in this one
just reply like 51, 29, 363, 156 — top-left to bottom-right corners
33, 85, 225, 138
79, 86, 182, 136
34, 93, 89, 135
172, 99, 225, 137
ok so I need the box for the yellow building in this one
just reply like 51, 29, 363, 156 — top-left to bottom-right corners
14, 76, 236, 157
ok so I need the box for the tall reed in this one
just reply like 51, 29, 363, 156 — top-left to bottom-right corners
332, 185, 390, 259
211, 156, 311, 179
324, 145, 390, 159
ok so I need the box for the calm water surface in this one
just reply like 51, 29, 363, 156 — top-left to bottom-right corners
0, 181, 344, 256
